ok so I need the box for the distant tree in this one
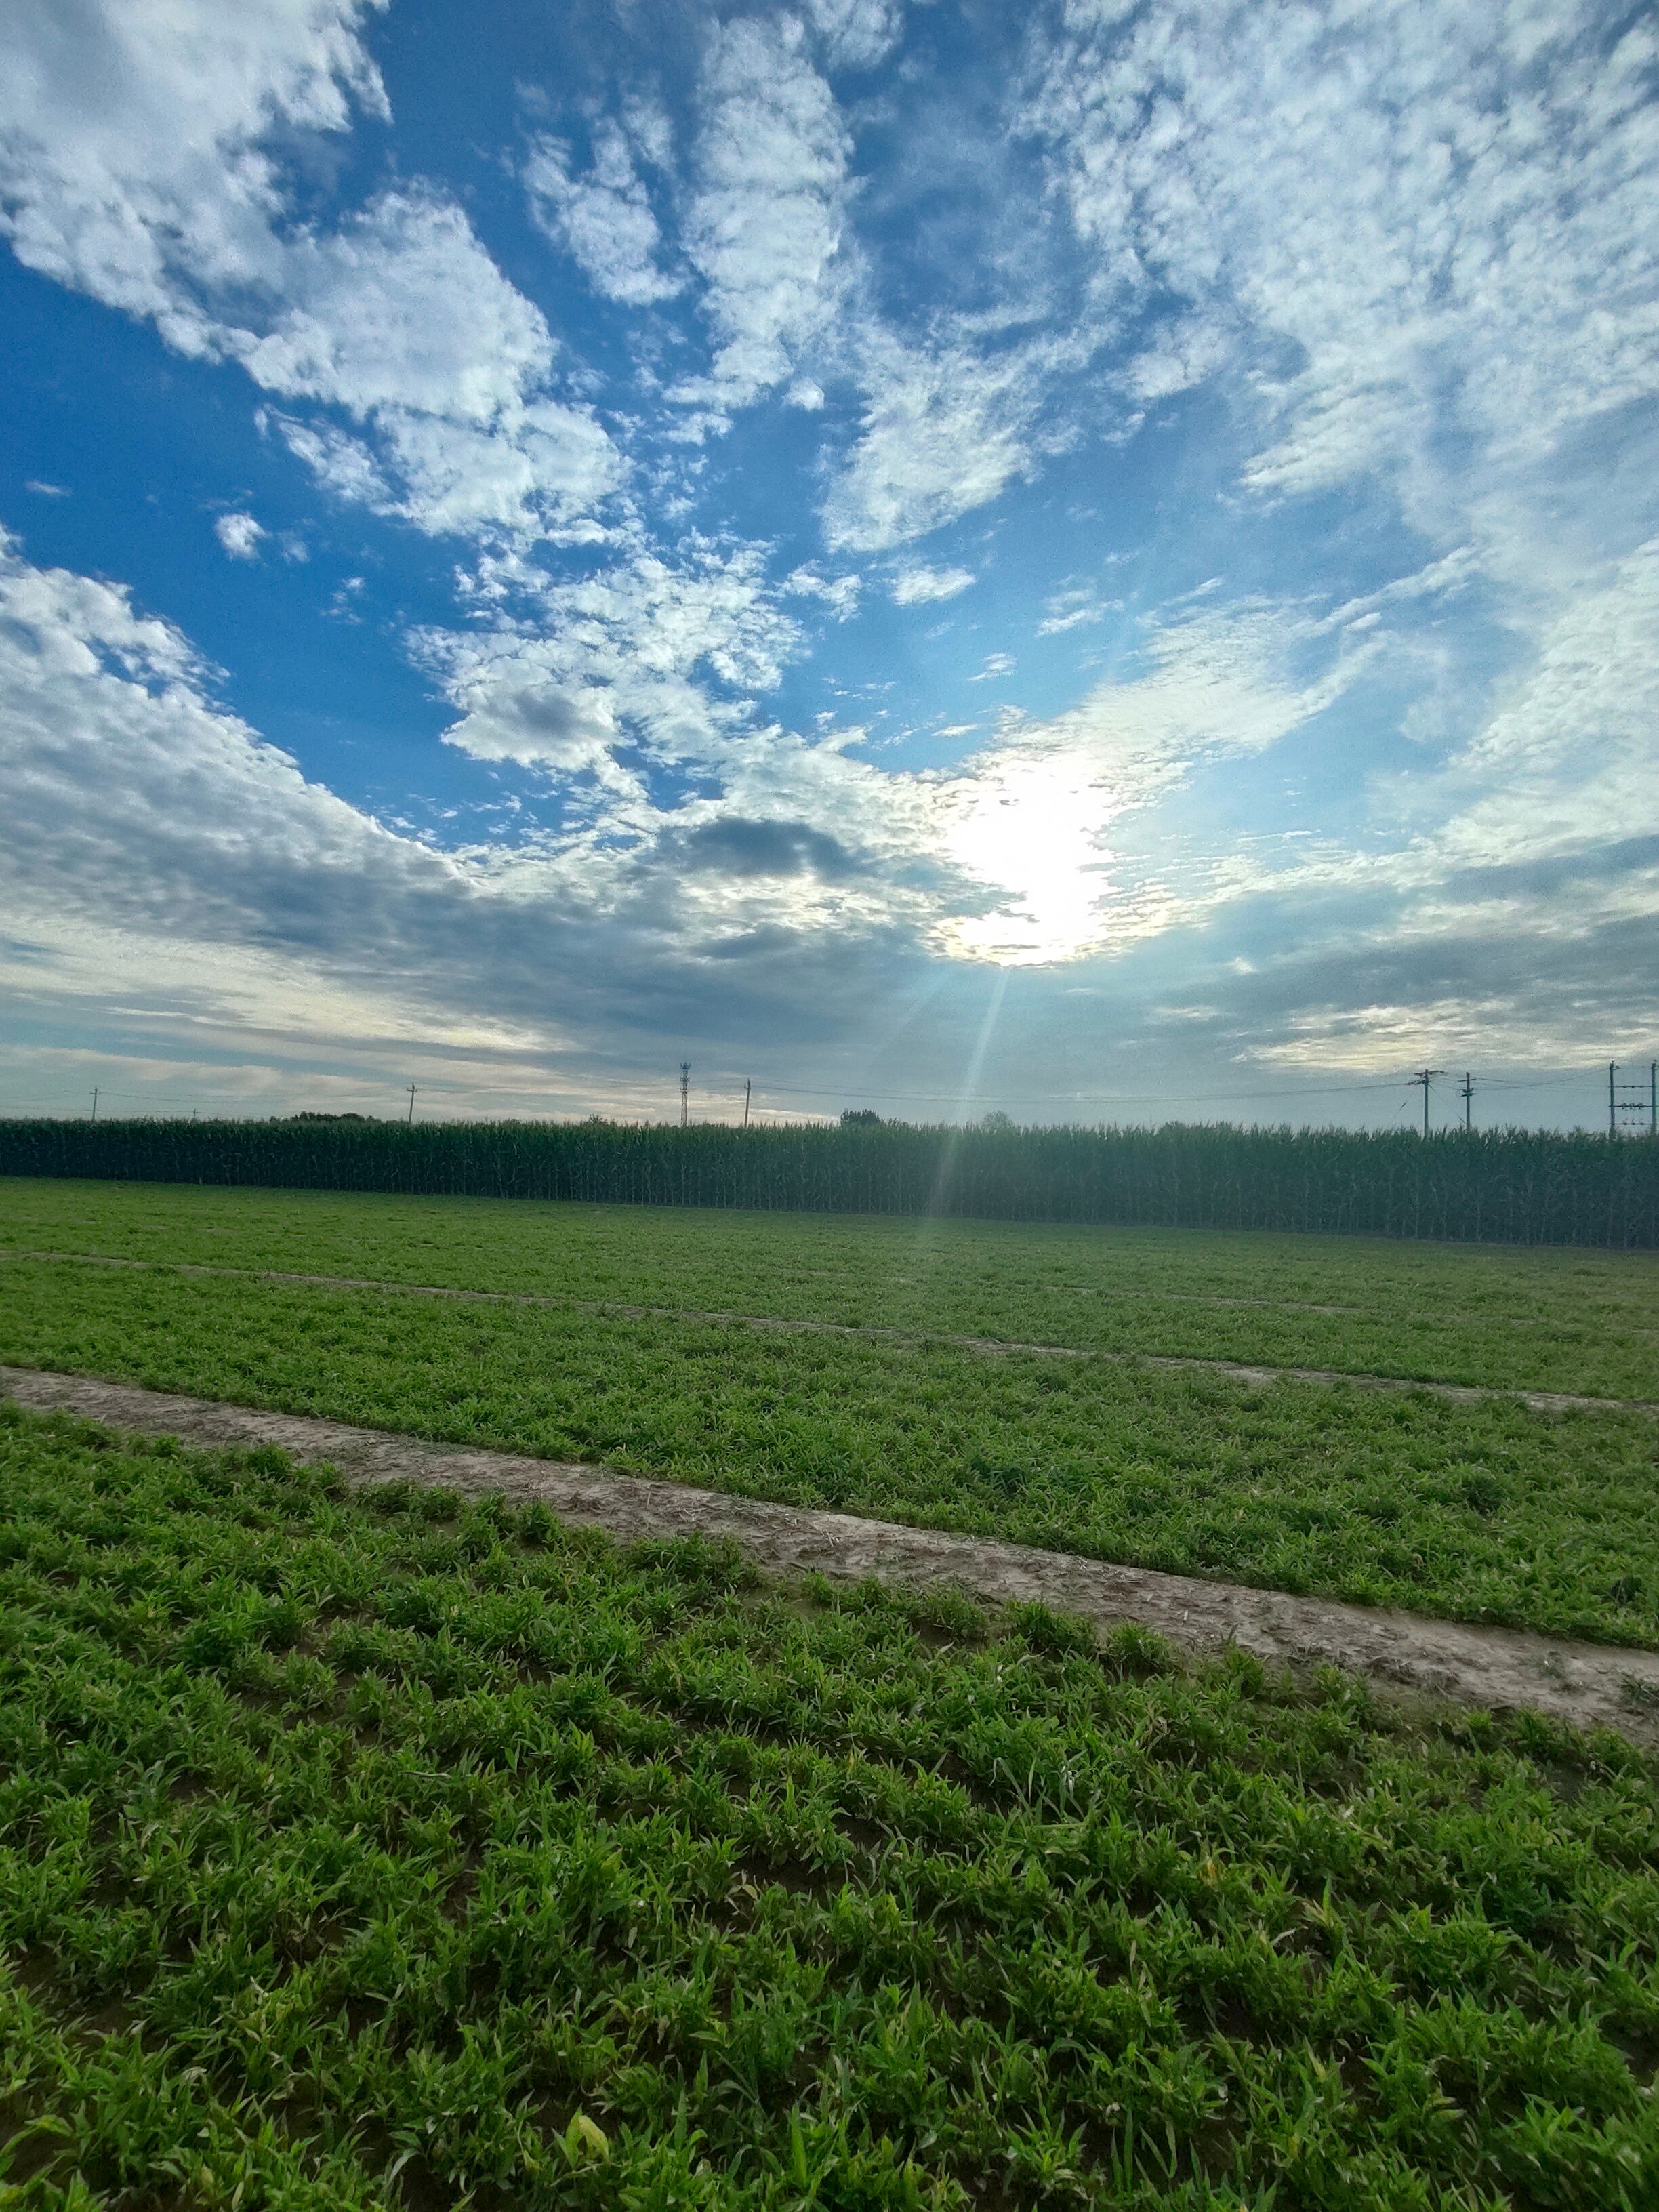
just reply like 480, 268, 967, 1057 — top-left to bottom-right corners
840, 1108, 883, 1126
976, 1111, 1015, 1132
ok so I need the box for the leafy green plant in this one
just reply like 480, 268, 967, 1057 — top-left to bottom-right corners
3, 1230, 1658, 1645
4, 1405, 1659, 2207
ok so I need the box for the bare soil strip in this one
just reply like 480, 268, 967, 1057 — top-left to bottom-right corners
3, 1248, 1652, 1417
7, 1361, 1659, 1744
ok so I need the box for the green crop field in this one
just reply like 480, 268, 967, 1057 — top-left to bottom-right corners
5, 1176, 1659, 1398
5, 1402, 1659, 2211
2, 1179, 1659, 1645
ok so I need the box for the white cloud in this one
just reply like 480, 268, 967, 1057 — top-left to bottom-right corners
525, 122, 679, 307
269, 413, 390, 506
0, 529, 453, 979
782, 565, 861, 618
228, 190, 552, 421
438, 682, 622, 775
371, 398, 616, 540
0, 534, 941, 1058
821, 332, 1040, 551
1427, 537, 1659, 874
0, 2, 619, 544
1031, 3, 1659, 523
0, 0, 388, 323
213, 512, 267, 559
1038, 580, 1118, 635
231, 192, 622, 537
968, 651, 1015, 682
803, 0, 906, 71
1008, 0, 1659, 999
890, 563, 974, 606
425, 543, 807, 779
675, 16, 850, 410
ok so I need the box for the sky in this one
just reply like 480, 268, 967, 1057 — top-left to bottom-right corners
1, 0, 1656, 1132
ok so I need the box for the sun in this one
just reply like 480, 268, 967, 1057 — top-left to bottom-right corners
942, 755, 1112, 966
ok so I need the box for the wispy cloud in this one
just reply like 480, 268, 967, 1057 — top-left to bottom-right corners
1029, 1, 1659, 531
1038, 580, 1119, 634
890, 563, 974, 606
525, 119, 680, 308
674, 16, 851, 411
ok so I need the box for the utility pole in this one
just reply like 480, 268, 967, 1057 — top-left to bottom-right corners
1610, 1061, 1658, 1138
90, 1086, 100, 1122
1409, 1069, 1443, 1139
406, 1084, 417, 1126
680, 1061, 690, 1128
1461, 1071, 1475, 1132
742, 1078, 752, 1130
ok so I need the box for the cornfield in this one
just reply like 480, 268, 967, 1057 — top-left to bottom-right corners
4, 1115, 1658, 1246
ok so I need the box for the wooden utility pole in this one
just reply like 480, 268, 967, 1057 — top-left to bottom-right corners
1409, 1069, 1443, 1139
1461, 1071, 1475, 1131
90, 1086, 100, 1122
680, 1062, 690, 1128
406, 1084, 417, 1125
742, 1078, 752, 1130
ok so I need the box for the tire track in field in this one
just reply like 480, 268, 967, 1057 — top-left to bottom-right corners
6, 1361, 1659, 1744
1, 1246, 1654, 1417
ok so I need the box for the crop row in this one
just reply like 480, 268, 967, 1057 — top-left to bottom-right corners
5, 1177, 1659, 1401
3, 1254, 1659, 1650
3, 1403, 1659, 2208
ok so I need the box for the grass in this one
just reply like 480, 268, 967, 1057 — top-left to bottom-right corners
3, 1242, 1659, 1647
5, 1401, 1659, 2210
4, 1177, 1659, 1400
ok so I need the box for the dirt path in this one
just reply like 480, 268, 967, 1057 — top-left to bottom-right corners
7, 1361, 1659, 1744
3, 1248, 1650, 1418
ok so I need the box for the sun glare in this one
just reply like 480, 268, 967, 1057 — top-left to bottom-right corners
943, 756, 1113, 966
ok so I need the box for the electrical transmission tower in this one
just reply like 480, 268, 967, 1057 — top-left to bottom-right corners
1610, 1061, 1658, 1137
680, 1061, 690, 1128
1409, 1068, 1444, 1139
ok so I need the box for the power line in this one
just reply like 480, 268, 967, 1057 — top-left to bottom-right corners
2, 1060, 1652, 1124
746, 1076, 1410, 1108
1610, 1060, 1659, 1139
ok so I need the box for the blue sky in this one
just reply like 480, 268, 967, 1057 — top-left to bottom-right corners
1, 0, 1656, 1130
